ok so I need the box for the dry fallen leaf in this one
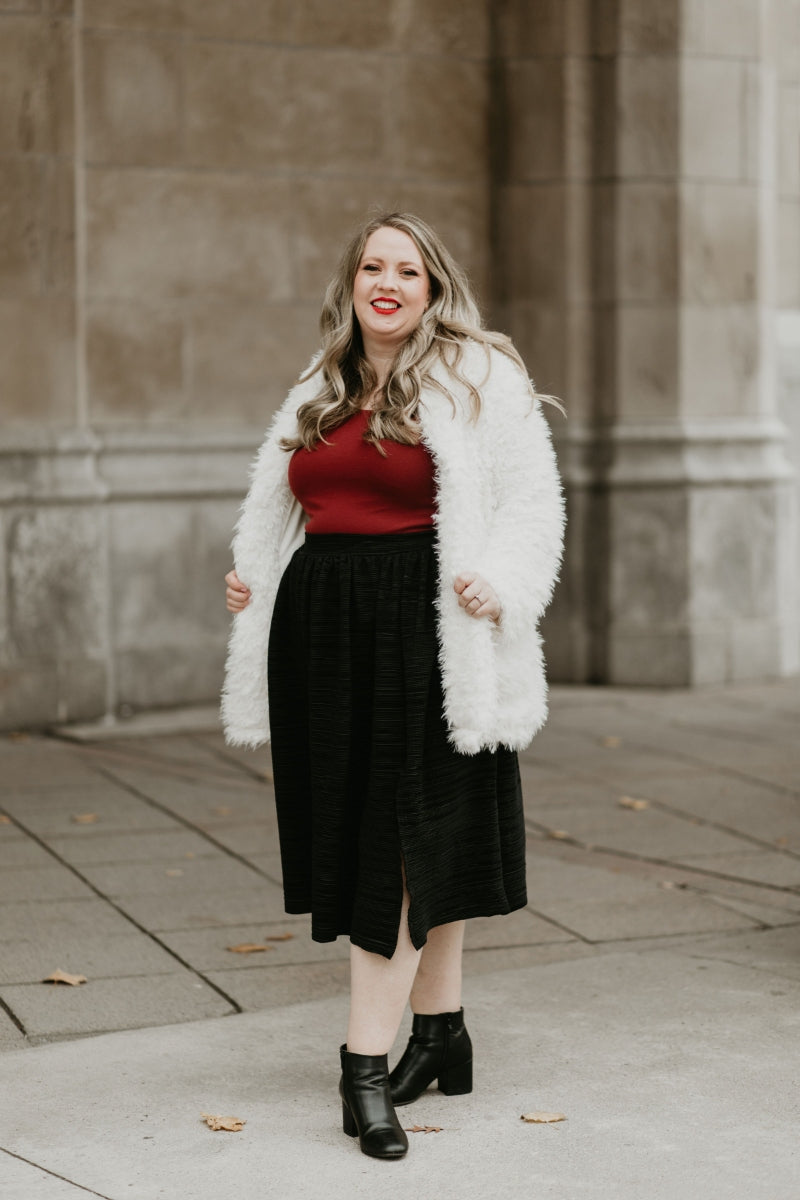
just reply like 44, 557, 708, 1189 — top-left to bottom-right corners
521, 1112, 566, 1124
600, 736, 622, 749
547, 829, 570, 840
8, 732, 30, 743
201, 1113, 246, 1132
227, 943, 273, 955
185, 852, 196, 859
265, 932, 295, 942
165, 868, 184, 877
213, 806, 233, 817
71, 813, 99, 825
659, 880, 688, 890
406, 1125, 442, 1134
0, 814, 11, 825
618, 796, 650, 811
43, 969, 87, 986
775, 837, 789, 847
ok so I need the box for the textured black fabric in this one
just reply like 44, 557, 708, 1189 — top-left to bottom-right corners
267, 530, 527, 959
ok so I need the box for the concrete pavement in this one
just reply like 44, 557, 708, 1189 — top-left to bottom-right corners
1, 679, 799, 1198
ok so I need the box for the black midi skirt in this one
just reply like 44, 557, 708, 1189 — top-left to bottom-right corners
267, 530, 527, 959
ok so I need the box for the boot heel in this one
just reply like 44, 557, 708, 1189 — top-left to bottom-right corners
342, 1101, 358, 1137
438, 1058, 472, 1096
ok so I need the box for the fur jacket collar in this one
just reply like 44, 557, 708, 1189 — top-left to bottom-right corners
221, 341, 565, 754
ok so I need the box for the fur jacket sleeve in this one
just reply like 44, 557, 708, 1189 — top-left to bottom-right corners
220, 341, 565, 755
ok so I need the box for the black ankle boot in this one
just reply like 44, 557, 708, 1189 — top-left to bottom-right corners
389, 1008, 473, 1107
339, 1045, 409, 1160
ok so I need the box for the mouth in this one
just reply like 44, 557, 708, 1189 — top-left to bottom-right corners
371, 299, 400, 313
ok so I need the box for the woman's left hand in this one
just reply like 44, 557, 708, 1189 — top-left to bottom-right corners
454, 572, 502, 623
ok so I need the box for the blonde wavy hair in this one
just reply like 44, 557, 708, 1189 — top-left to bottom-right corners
281, 212, 543, 454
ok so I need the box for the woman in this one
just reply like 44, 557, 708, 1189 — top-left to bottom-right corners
221, 212, 565, 1161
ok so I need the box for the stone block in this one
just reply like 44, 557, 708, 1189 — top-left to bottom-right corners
184, 42, 289, 171
495, 0, 567, 57
495, 299, 565, 397
619, 0, 680, 53
616, 56, 679, 179
82, 0, 183, 31
617, 304, 679, 419
284, 50, 394, 176
0, 930, 184, 986
778, 84, 800, 196
0, 14, 73, 155
186, 301, 319, 424
0, 157, 44, 294
86, 297, 184, 422
86, 169, 294, 302
205, 960, 350, 1010
0, 897, 140, 941
681, 59, 745, 181
607, 631, 692, 686
682, 0, 760, 57
617, 183, 679, 302
0, 864, 93, 902
5, 506, 105, 659
495, 184, 567, 305
777, 199, 800, 308
82, 30, 182, 165
290, 0, 395, 50
42, 157, 75, 291
502, 58, 565, 183
609, 488, 689, 624
108, 501, 231, 672
158, 920, 348, 972
1, 791, 181, 836
680, 305, 759, 417
115, 882, 288, 930
464, 908, 572, 949
391, 0, 489, 56
181, 0, 292, 39
0, 973, 234, 1041
0, 837, 54, 869
79, 856, 267, 898
0, 296, 75, 422
771, 0, 800, 80
690, 485, 779, 621
681, 183, 758, 304
45, 828, 217, 865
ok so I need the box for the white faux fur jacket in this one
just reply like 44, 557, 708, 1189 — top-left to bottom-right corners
221, 341, 565, 754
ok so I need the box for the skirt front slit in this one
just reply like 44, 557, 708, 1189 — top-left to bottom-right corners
267, 530, 527, 960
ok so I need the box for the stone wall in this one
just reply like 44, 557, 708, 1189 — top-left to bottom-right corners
1, 0, 798, 730
0, 0, 492, 727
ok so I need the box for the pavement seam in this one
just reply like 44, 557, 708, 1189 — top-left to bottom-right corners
0, 809, 245, 1021
0, 1148, 115, 1199
525, 822, 800, 898
0, 996, 26, 1036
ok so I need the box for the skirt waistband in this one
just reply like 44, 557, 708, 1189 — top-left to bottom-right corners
300, 530, 436, 556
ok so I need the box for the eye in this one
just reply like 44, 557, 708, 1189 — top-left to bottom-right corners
362, 263, 380, 272
401, 269, 419, 277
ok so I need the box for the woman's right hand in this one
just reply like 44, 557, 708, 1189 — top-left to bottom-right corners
225, 569, 251, 613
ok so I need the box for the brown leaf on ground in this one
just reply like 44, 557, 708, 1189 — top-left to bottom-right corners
659, 880, 688, 890
0, 814, 11, 824
775, 837, 789, 847
8, 732, 30, 743
265, 932, 295, 942
43, 969, 88, 986
547, 829, 570, 840
201, 1113, 246, 1132
213, 806, 233, 816
227, 943, 273, 954
600, 736, 622, 748
521, 1111, 566, 1123
406, 1125, 443, 1134
71, 813, 99, 824
185, 852, 196, 859
165, 868, 184, 877
618, 796, 650, 811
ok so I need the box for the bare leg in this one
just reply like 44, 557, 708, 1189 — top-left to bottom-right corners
409, 920, 466, 1014
347, 885, 422, 1056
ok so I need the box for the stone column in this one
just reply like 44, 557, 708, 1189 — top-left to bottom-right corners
494, 0, 798, 685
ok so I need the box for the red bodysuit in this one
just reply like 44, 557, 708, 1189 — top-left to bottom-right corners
288, 409, 436, 535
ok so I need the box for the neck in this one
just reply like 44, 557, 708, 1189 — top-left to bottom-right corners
361, 339, 399, 389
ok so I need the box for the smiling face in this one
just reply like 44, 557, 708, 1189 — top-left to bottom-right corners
352, 226, 432, 356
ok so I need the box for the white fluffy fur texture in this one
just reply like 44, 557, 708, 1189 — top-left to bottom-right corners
220, 342, 565, 754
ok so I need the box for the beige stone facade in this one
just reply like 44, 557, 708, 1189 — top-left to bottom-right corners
1, 0, 798, 729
